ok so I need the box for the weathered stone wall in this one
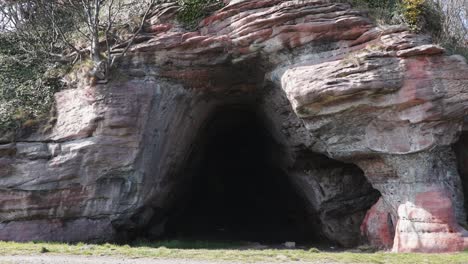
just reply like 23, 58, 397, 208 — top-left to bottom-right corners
0, 0, 467, 252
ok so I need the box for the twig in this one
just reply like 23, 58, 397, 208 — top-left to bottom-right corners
110, 0, 156, 67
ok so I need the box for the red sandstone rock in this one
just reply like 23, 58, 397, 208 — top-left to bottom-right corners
361, 198, 395, 249
0, 0, 467, 253
393, 190, 468, 253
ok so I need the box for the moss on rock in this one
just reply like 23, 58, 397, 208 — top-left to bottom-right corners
177, 0, 224, 28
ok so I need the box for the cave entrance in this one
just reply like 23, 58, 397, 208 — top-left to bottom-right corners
159, 105, 321, 245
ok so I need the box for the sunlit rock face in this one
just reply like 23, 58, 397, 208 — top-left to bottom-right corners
280, 28, 468, 252
1, 0, 468, 252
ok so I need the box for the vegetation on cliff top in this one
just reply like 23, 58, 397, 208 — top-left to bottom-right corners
345, 0, 468, 57
0, 0, 467, 135
0, 0, 222, 135
177, 0, 224, 28
0, 34, 64, 134
0, 0, 154, 135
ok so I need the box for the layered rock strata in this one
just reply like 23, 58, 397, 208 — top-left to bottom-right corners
0, 0, 467, 252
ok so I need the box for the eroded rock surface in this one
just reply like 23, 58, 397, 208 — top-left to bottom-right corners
1, 0, 468, 252
280, 25, 468, 252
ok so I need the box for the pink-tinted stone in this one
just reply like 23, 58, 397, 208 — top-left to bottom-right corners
0, 0, 467, 253
393, 191, 468, 253
361, 198, 395, 249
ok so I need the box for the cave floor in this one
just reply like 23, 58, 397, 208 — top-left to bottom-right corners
0, 241, 467, 264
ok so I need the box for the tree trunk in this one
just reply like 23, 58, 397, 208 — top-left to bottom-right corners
90, 28, 100, 62
90, 0, 101, 63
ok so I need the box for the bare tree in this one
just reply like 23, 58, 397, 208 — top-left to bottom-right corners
108, 0, 155, 67
0, 0, 157, 81
427, 0, 467, 51
70, 0, 157, 80
0, 1, 64, 57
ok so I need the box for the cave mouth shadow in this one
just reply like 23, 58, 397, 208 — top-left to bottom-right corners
146, 105, 327, 247
122, 104, 383, 250
454, 130, 468, 223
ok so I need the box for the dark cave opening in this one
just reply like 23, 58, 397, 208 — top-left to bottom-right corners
454, 130, 468, 222
158, 106, 321, 245
120, 104, 381, 248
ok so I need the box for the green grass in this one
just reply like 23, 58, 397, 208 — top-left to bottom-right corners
0, 241, 467, 263
131, 239, 246, 249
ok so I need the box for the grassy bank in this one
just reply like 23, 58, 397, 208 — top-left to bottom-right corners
0, 241, 467, 263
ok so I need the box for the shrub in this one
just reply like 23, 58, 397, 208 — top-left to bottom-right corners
40, 246, 50, 253
342, 0, 428, 29
401, 0, 426, 30
177, 0, 224, 28
0, 34, 64, 134
340, 0, 399, 24
342, 0, 468, 59
308, 247, 320, 253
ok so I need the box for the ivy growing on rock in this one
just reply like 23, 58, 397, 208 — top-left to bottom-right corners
0, 0, 156, 135
177, 0, 224, 28
0, 34, 64, 134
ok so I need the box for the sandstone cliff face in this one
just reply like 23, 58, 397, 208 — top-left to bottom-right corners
1, 0, 468, 253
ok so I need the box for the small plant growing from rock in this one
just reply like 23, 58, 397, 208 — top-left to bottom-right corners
400, 0, 425, 31
356, 244, 379, 253
63, 59, 96, 87
341, 52, 366, 68
40, 246, 50, 253
177, 0, 224, 28
308, 247, 320, 253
